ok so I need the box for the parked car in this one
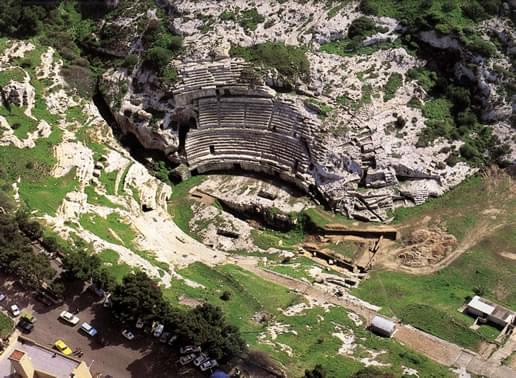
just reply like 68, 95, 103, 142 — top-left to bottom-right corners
34, 292, 52, 306
59, 311, 79, 325
159, 332, 170, 343
179, 353, 196, 365
180, 345, 201, 354
80, 322, 97, 337
54, 339, 72, 355
193, 353, 209, 367
122, 329, 135, 340
103, 293, 111, 308
0, 293, 5, 301
153, 323, 164, 338
200, 359, 218, 372
167, 334, 178, 345
17, 319, 34, 333
10, 304, 20, 317
135, 318, 144, 329
20, 311, 36, 324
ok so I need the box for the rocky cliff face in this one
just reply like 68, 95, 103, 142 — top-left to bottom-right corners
97, 0, 515, 221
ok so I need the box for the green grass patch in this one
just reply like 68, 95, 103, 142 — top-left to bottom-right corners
0, 312, 14, 338
303, 207, 357, 229
266, 256, 337, 281
97, 249, 134, 283
0, 67, 26, 86
383, 72, 403, 101
320, 38, 401, 57
19, 168, 78, 216
272, 305, 453, 377
393, 174, 514, 241
164, 262, 303, 344
79, 212, 137, 249
168, 175, 206, 237
251, 227, 304, 251
99, 169, 118, 195
0, 105, 39, 140
84, 185, 122, 209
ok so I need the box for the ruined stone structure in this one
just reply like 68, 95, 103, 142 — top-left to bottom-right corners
104, 58, 451, 222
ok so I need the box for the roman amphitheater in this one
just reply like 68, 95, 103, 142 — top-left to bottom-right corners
116, 58, 451, 222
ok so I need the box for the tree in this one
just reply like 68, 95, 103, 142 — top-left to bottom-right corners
304, 364, 327, 378
62, 248, 101, 281
17, 216, 42, 241
92, 267, 116, 293
111, 272, 164, 324
176, 304, 247, 361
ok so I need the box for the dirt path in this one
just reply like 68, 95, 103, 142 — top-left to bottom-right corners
378, 220, 507, 275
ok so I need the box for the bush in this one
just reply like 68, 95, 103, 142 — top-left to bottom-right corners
143, 47, 173, 73
239, 8, 265, 31
122, 54, 139, 69
459, 143, 479, 160
220, 290, 232, 301
348, 16, 378, 40
462, 2, 487, 22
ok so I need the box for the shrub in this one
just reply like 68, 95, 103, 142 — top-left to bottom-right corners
459, 143, 479, 160
348, 16, 378, 40
122, 54, 138, 69
383, 72, 403, 101
143, 47, 173, 73
239, 8, 265, 31
220, 290, 232, 301
462, 2, 487, 22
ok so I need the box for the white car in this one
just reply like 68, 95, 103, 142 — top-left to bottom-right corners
122, 329, 135, 340
180, 345, 201, 354
179, 353, 196, 365
153, 323, 164, 338
10, 304, 20, 317
0, 293, 5, 301
200, 359, 218, 372
59, 311, 80, 325
135, 318, 144, 329
80, 322, 97, 337
193, 353, 209, 367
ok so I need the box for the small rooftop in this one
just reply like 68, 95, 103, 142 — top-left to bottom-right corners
371, 315, 396, 334
467, 296, 515, 323
8, 349, 25, 362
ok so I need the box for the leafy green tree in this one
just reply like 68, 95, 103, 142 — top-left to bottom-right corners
176, 304, 247, 361
62, 248, 101, 281
111, 272, 164, 323
92, 267, 117, 293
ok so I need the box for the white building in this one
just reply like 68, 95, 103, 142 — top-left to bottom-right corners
465, 296, 516, 328
370, 315, 396, 337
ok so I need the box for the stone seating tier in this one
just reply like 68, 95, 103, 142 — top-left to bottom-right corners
185, 129, 310, 173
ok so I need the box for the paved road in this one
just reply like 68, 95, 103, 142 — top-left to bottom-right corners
0, 276, 204, 378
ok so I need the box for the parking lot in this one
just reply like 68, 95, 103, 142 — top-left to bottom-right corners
0, 276, 204, 377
